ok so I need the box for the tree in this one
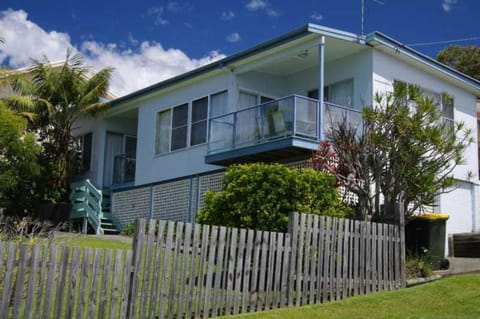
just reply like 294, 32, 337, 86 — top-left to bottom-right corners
197, 163, 351, 232
0, 102, 42, 216
4, 50, 113, 202
311, 82, 471, 221
437, 45, 480, 80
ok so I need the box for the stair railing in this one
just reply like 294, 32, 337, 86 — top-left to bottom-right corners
70, 179, 104, 234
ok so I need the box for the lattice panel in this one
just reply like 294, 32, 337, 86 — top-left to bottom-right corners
152, 179, 191, 222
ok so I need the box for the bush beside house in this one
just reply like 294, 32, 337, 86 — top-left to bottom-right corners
197, 163, 351, 232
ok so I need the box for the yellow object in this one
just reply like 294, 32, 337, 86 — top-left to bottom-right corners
413, 213, 449, 221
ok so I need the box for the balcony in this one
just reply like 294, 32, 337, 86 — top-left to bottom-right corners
113, 154, 136, 186
206, 95, 361, 165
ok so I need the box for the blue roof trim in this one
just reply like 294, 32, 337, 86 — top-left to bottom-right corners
366, 31, 480, 92
110, 25, 313, 107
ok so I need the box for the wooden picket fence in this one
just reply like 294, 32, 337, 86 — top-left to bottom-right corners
0, 213, 405, 318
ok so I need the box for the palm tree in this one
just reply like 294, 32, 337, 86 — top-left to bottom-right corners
5, 50, 113, 201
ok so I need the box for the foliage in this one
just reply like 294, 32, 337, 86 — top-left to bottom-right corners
197, 163, 351, 232
4, 50, 113, 203
437, 45, 480, 80
406, 253, 433, 279
311, 82, 471, 220
0, 213, 64, 244
0, 103, 42, 215
121, 222, 136, 237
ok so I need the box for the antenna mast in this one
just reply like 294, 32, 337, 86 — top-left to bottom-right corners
361, 0, 365, 37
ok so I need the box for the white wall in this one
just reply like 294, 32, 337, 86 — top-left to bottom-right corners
373, 49, 480, 248
237, 71, 288, 99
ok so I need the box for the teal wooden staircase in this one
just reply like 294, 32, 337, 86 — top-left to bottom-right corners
69, 179, 122, 235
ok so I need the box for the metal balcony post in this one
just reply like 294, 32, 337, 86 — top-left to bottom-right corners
318, 36, 325, 141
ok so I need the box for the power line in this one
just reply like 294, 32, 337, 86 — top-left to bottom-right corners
407, 36, 480, 47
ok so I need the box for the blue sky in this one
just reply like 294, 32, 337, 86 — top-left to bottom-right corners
1, 0, 479, 96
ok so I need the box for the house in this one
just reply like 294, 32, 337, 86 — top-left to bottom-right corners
72, 23, 480, 253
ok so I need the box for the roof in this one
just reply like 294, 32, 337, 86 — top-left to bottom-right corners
110, 23, 480, 107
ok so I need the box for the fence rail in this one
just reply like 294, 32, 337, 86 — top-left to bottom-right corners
0, 213, 404, 318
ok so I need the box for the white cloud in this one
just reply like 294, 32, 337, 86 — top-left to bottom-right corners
246, 0, 267, 11
310, 12, 323, 21
442, 0, 458, 12
221, 10, 235, 21
266, 8, 280, 17
246, 0, 279, 17
226, 32, 241, 43
0, 9, 226, 96
147, 7, 168, 25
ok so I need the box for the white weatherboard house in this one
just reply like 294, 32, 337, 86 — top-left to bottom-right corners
71, 24, 480, 254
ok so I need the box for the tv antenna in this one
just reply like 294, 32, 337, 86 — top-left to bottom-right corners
361, 0, 385, 37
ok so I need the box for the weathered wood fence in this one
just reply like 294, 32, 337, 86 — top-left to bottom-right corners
0, 213, 405, 318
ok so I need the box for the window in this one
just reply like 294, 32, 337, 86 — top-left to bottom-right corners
172, 103, 188, 151
329, 79, 354, 107
395, 80, 454, 126
308, 87, 330, 102
155, 91, 227, 155
308, 79, 353, 106
191, 97, 208, 146
77, 132, 92, 173
155, 110, 171, 155
209, 91, 228, 118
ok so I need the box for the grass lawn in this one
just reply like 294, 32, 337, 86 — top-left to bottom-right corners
27, 232, 133, 250
221, 273, 480, 319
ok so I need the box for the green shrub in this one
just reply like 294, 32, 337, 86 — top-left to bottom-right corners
406, 253, 433, 278
121, 222, 136, 237
197, 163, 351, 232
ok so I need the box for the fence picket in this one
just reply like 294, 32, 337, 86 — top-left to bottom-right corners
225, 227, 237, 315
212, 226, 227, 317
25, 245, 40, 319
203, 226, 218, 318
168, 222, 184, 319
242, 229, 254, 313
177, 222, 192, 318
287, 212, 298, 306
13, 245, 28, 319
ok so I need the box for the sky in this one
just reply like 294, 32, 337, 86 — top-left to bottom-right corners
1, 0, 479, 96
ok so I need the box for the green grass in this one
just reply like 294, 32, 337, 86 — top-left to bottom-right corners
15, 232, 133, 250
51, 234, 132, 250
221, 273, 480, 319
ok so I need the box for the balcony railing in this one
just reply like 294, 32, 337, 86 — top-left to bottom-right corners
207, 95, 361, 155
113, 154, 136, 185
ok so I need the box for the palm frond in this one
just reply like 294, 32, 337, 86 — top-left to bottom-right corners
83, 101, 110, 117
78, 68, 113, 106
2, 95, 36, 113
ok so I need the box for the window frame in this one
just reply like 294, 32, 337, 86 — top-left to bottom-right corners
154, 90, 228, 155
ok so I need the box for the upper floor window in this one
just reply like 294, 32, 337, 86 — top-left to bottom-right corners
308, 79, 354, 108
155, 91, 227, 155
395, 80, 454, 126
